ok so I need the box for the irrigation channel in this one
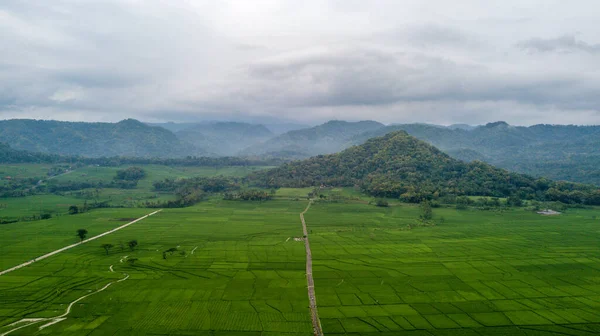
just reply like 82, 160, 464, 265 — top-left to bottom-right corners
0, 209, 162, 276
300, 200, 324, 336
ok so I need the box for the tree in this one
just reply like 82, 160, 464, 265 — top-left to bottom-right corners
419, 201, 433, 221
40, 213, 52, 220
506, 194, 523, 207
127, 240, 138, 251
375, 199, 389, 207
68, 205, 79, 215
127, 258, 138, 265
76, 229, 88, 242
101, 243, 114, 255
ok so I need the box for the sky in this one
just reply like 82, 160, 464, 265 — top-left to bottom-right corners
1, 0, 600, 125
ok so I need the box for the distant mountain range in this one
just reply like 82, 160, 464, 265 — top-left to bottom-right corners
0, 119, 200, 158
3, 118, 600, 185
348, 121, 600, 184
242, 120, 384, 158
176, 122, 274, 156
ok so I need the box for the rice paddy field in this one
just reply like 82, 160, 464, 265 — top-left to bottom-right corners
0, 199, 312, 335
0, 164, 272, 220
305, 202, 600, 335
1, 191, 600, 335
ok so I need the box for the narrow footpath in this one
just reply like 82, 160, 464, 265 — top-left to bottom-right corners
0, 210, 162, 276
300, 200, 324, 336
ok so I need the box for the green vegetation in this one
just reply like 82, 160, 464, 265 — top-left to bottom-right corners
351, 121, 600, 185
244, 120, 384, 158
0, 200, 312, 335
250, 131, 600, 205
114, 166, 146, 181
1, 194, 600, 334
305, 201, 600, 335
76, 228, 88, 241
0, 119, 200, 157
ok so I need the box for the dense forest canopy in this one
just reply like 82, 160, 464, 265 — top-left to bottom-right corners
349, 122, 600, 185
0, 119, 200, 158
249, 131, 600, 205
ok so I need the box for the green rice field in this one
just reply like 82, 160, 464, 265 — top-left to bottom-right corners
0, 199, 312, 335
1, 192, 600, 335
305, 202, 600, 335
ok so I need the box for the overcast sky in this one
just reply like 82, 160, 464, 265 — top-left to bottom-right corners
1, 0, 600, 125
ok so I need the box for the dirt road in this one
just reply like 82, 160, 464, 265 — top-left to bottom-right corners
300, 201, 324, 336
0, 210, 161, 276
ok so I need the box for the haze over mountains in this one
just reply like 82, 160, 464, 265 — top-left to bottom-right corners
2, 118, 600, 185
0, 119, 200, 158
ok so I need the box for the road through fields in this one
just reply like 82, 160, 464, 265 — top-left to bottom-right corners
300, 200, 324, 336
0, 209, 161, 276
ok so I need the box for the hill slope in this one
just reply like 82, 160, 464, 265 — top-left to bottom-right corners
0, 119, 200, 158
176, 122, 274, 156
0, 143, 66, 163
244, 120, 384, 157
349, 122, 600, 184
249, 131, 600, 203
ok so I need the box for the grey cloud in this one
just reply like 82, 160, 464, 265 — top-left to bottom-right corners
232, 47, 600, 111
517, 35, 600, 53
1, 1, 600, 125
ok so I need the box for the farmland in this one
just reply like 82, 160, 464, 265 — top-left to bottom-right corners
305, 202, 600, 335
1, 184, 600, 334
0, 164, 271, 220
0, 199, 312, 335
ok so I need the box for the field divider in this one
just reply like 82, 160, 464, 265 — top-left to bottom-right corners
0, 210, 162, 276
300, 200, 324, 336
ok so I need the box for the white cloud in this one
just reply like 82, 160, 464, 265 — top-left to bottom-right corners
1, 0, 600, 125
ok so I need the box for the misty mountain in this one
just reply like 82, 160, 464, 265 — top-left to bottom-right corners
243, 120, 384, 157
263, 123, 312, 135
249, 131, 600, 204
0, 142, 66, 164
349, 122, 600, 184
0, 119, 200, 158
175, 122, 274, 156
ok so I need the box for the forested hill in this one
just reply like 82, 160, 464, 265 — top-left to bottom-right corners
249, 131, 600, 204
243, 120, 384, 157
176, 122, 274, 156
0, 142, 66, 163
349, 122, 600, 184
0, 119, 201, 158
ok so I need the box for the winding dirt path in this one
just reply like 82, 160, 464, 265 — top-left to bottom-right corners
300, 200, 323, 336
1, 266, 129, 336
0, 210, 161, 276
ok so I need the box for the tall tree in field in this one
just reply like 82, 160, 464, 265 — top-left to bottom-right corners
419, 201, 433, 221
128, 240, 138, 251
68, 205, 79, 215
101, 243, 114, 255
76, 229, 88, 242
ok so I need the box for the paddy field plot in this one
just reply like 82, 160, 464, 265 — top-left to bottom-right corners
0, 200, 312, 335
0, 208, 156, 273
305, 202, 600, 335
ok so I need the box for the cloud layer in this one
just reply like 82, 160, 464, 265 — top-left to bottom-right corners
1, 0, 600, 125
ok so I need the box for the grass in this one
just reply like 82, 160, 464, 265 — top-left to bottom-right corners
0, 199, 313, 335
304, 201, 600, 335
0, 208, 152, 270
0, 164, 271, 219
2, 188, 600, 334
